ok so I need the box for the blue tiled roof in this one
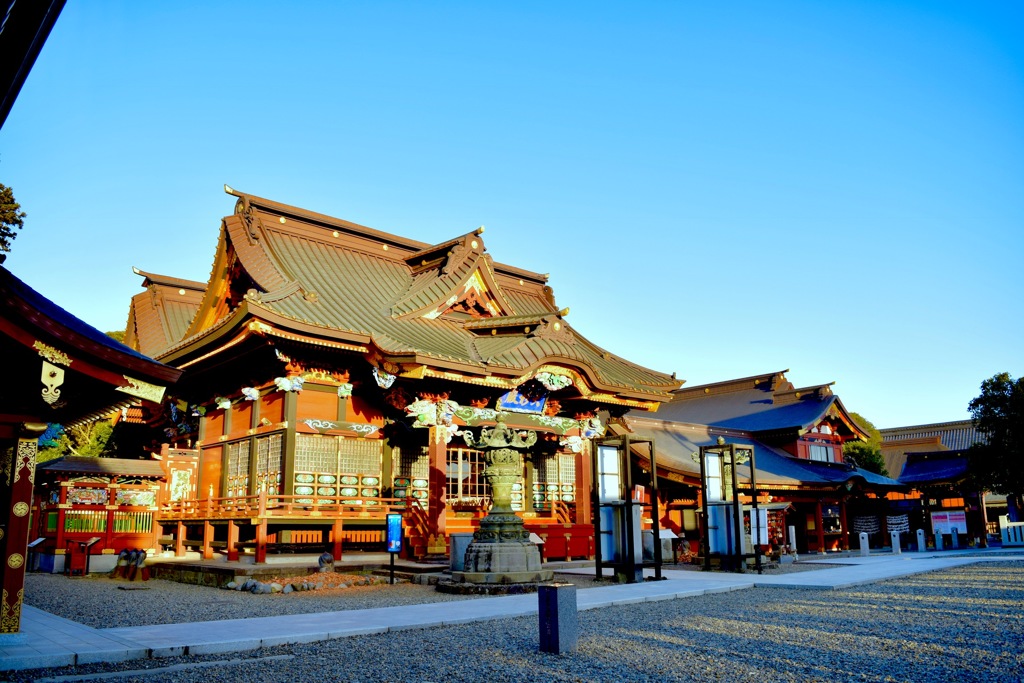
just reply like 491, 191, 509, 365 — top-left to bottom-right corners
626, 418, 903, 489
898, 451, 970, 485
654, 388, 834, 432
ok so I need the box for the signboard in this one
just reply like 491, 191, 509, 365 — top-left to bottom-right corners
931, 510, 967, 535
386, 513, 403, 553
497, 389, 547, 414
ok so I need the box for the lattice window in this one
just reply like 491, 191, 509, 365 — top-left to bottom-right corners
256, 433, 283, 494
446, 447, 490, 503
226, 441, 249, 497
393, 445, 429, 507
294, 435, 383, 503
533, 453, 576, 511
339, 439, 383, 475
295, 434, 338, 473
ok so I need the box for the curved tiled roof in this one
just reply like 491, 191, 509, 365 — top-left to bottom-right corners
171, 189, 679, 403
622, 418, 902, 489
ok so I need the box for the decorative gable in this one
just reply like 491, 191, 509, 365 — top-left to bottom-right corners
391, 228, 516, 320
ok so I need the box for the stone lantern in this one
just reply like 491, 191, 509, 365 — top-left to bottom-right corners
450, 412, 554, 585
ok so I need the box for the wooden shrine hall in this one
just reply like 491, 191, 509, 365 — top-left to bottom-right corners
129, 186, 680, 564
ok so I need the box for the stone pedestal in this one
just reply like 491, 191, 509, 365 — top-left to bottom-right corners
539, 583, 578, 653
452, 541, 553, 584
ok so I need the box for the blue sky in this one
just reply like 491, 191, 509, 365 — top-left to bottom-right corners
2, 2, 1021, 429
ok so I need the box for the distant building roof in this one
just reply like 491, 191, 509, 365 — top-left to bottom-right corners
880, 420, 983, 484
648, 370, 865, 438
897, 450, 970, 486
880, 420, 982, 451
124, 268, 206, 358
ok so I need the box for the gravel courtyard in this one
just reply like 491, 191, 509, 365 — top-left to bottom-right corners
11, 561, 1024, 683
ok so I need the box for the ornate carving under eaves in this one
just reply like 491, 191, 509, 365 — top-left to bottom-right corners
530, 315, 575, 345
40, 361, 65, 407
273, 376, 304, 392
373, 367, 396, 389
234, 196, 264, 245
442, 242, 470, 275
116, 376, 166, 403
33, 341, 72, 367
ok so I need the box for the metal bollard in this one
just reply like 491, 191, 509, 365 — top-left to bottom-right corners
539, 583, 578, 654
917, 529, 927, 552
859, 532, 870, 557
890, 530, 901, 554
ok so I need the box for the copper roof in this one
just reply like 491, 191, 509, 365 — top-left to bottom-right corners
162, 188, 679, 404
124, 268, 206, 358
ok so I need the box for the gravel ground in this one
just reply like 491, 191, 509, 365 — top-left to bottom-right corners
22, 561, 828, 628
11, 561, 1024, 682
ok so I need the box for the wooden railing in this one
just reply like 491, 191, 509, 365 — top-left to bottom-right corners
551, 500, 573, 525
160, 490, 405, 521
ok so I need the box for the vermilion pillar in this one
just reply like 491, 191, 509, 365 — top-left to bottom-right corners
427, 426, 448, 553
1, 429, 42, 633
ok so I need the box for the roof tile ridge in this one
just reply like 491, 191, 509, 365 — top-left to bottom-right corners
672, 370, 788, 398
131, 267, 207, 291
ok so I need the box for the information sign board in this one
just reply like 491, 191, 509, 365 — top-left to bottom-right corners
386, 513, 403, 553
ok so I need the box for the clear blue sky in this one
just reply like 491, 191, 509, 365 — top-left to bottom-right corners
2, 2, 1021, 429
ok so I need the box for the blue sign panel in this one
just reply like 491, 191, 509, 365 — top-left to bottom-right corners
497, 389, 547, 414
386, 513, 403, 553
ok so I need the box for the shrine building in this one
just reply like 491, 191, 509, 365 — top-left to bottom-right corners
619, 370, 905, 555
130, 187, 680, 563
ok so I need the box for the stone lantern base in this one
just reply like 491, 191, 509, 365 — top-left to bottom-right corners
449, 541, 554, 585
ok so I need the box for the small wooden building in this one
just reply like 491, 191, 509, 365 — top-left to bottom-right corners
31, 456, 166, 573
130, 188, 679, 563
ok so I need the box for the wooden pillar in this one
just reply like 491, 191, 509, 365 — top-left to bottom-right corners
282, 392, 298, 496
1, 429, 43, 633
54, 481, 69, 554
575, 442, 593, 526
381, 425, 394, 500
104, 502, 116, 551
202, 521, 214, 560
255, 520, 268, 564
839, 498, 849, 551
331, 518, 343, 561
175, 521, 186, 557
226, 521, 239, 562
426, 426, 447, 550
815, 500, 825, 554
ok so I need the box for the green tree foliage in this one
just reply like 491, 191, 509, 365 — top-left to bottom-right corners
106, 330, 125, 343
37, 420, 116, 461
844, 412, 889, 477
0, 183, 27, 262
968, 372, 1024, 521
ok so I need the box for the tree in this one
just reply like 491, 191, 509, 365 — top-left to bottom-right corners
968, 372, 1024, 521
844, 412, 889, 477
0, 182, 27, 263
